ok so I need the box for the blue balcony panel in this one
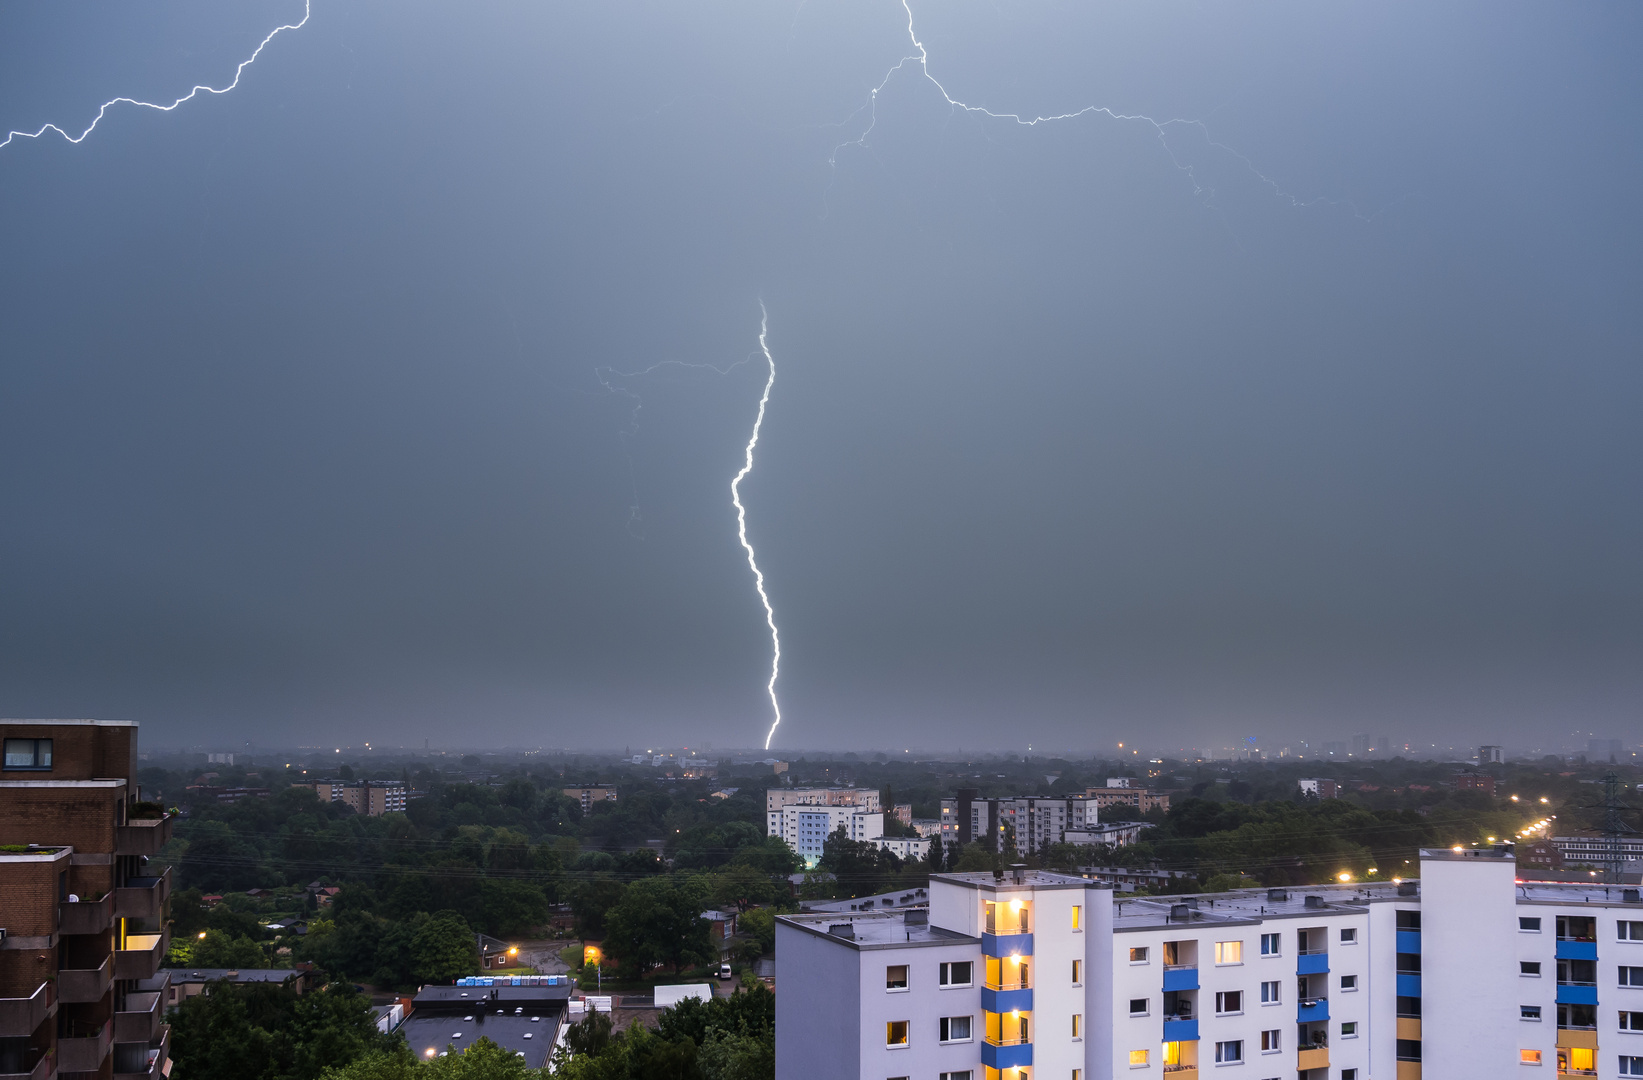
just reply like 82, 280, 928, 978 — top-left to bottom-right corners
980, 987, 1033, 1014
1296, 953, 1330, 976
982, 932, 1034, 958
1556, 984, 1598, 1006
1396, 973, 1421, 998
981, 1041, 1033, 1070
1396, 930, 1422, 954
1555, 940, 1597, 961
1162, 967, 1199, 992
1161, 1019, 1199, 1043
1297, 1000, 1330, 1025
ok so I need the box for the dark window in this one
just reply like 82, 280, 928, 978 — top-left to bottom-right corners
939, 1015, 971, 1042
1396, 910, 1421, 930
1520, 917, 1541, 932
1215, 991, 1243, 1013
886, 965, 908, 989
1521, 1005, 1541, 1020
1558, 916, 1597, 942
2, 738, 52, 770
1521, 961, 1541, 976
1397, 1039, 1422, 1062
1558, 1003, 1597, 1028
1396, 996, 1422, 1018
1622, 967, 1643, 987
1397, 952, 1421, 974
1129, 998, 1148, 1014
939, 962, 972, 987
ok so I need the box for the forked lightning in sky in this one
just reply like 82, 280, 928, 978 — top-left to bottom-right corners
0, 1, 312, 152
736, 306, 784, 751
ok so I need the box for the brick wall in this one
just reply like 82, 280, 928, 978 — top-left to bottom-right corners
0, 722, 135, 785
0, 786, 123, 852
0, 857, 64, 936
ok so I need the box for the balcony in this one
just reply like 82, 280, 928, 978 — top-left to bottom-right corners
1555, 983, 1598, 1006
1395, 972, 1421, 998
60, 893, 115, 936
1162, 1068, 1198, 1079
115, 991, 164, 1045
116, 814, 174, 857
0, 1051, 53, 1080
1162, 966, 1199, 991
1297, 997, 1330, 1024
115, 867, 171, 920
1555, 940, 1598, 961
114, 928, 168, 982
1396, 929, 1421, 954
1556, 1028, 1599, 1050
0, 983, 54, 1039
981, 931, 1033, 958
1162, 1017, 1198, 1042
58, 1015, 114, 1073
1296, 952, 1330, 976
1297, 1045, 1330, 1071
980, 1038, 1032, 1070
1396, 1017, 1421, 1041
59, 955, 113, 1004
114, 1022, 169, 1080
980, 985, 1033, 1013
1396, 1063, 1421, 1080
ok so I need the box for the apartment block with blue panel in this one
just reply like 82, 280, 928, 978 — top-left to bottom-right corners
980, 896, 1034, 1073
1395, 908, 1422, 1077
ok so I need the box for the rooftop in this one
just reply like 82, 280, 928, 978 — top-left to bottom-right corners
779, 910, 979, 950
399, 1011, 557, 1070
413, 986, 572, 1009
168, 968, 306, 984
933, 870, 1096, 892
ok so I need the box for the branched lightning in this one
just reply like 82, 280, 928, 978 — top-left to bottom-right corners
828, 0, 1374, 218
735, 305, 783, 751
0, 1, 312, 153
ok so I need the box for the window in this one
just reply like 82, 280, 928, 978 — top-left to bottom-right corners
939, 1016, 971, 1043
1564, 1048, 1596, 1074
1215, 991, 1243, 1014
1397, 996, 1422, 1018
1522, 961, 1542, 976
1072, 1013, 1082, 1039
1129, 998, 1149, 1016
1341, 1021, 1358, 1038
1260, 1029, 1280, 1053
1340, 927, 1357, 944
1396, 910, 1421, 930
939, 1073, 972, 1080
1397, 1039, 1422, 1062
886, 965, 908, 990
885, 1021, 908, 1047
1130, 946, 1149, 964
1521, 916, 1542, 932
1621, 1057, 1643, 1076
1623, 967, 1643, 986
2, 738, 52, 770
1214, 1040, 1243, 1064
1340, 974, 1357, 991
1342, 1071, 1357, 1080
939, 962, 973, 987
1260, 932, 1280, 956
1260, 981, 1280, 1004
1521, 1004, 1542, 1020
1215, 941, 1243, 965
1129, 1050, 1150, 1067
1622, 922, 1643, 941
1072, 905, 1083, 931
1072, 959, 1082, 986
1622, 1011, 1643, 1030
1521, 1049, 1543, 1065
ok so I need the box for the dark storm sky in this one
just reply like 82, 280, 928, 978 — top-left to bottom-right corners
1, 1, 1639, 752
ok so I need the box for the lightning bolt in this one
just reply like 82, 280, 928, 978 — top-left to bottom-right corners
0, 2, 312, 152
736, 304, 783, 751
829, 0, 1374, 218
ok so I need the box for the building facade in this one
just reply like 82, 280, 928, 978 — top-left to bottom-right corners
769, 804, 886, 865
766, 787, 882, 836
0, 719, 174, 1080
563, 785, 617, 811
940, 795, 1106, 857
296, 780, 407, 816
777, 846, 1643, 1080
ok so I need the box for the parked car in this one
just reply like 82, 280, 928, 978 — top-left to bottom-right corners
718, 963, 733, 980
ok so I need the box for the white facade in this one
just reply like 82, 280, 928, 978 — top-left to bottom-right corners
778, 848, 1643, 1079
871, 835, 934, 861
770, 804, 885, 864
939, 796, 1103, 856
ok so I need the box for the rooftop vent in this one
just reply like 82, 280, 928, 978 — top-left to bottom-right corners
903, 910, 928, 926
827, 924, 855, 940
1267, 889, 1289, 903
1011, 864, 1027, 884
1304, 895, 1326, 909
1624, 888, 1641, 904
1398, 881, 1418, 897
1169, 903, 1194, 922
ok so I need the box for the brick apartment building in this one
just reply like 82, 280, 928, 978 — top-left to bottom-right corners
0, 719, 173, 1080
562, 785, 617, 811
293, 780, 407, 817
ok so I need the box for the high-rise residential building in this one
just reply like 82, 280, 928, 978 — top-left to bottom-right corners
768, 804, 885, 865
1479, 745, 1506, 765
939, 796, 1103, 857
776, 846, 1643, 1080
766, 787, 881, 836
0, 719, 174, 1080
295, 779, 407, 816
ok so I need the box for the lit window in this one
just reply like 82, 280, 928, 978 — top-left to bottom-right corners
1072, 1013, 1082, 1039
1072, 905, 1083, 931
1567, 1047, 1595, 1072
1215, 941, 1243, 965
2, 738, 52, 770
1130, 947, 1149, 963
1072, 959, 1082, 986
1129, 1050, 1149, 1067
886, 1020, 908, 1047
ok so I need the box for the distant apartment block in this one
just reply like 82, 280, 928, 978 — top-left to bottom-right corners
1351, 734, 1392, 757
1298, 777, 1340, 799
892, 803, 913, 826
1549, 834, 1643, 872
295, 779, 407, 816
870, 835, 933, 861
776, 845, 1643, 1080
939, 793, 1109, 856
1452, 771, 1497, 796
766, 787, 881, 838
1479, 744, 1506, 765
0, 719, 174, 1080
1589, 738, 1624, 760
769, 804, 886, 865
563, 785, 617, 811
205, 752, 235, 765
1083, 784, 1171, 815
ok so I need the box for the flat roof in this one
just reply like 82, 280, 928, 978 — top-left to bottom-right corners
1517, 882, 1643, 907
413, 986, 572, 1009
779, 911, 979, 951
169, 968, 305, 983
932, 870, 1097, 892
0, 719, 137, 727
400, 1012, 556, 1069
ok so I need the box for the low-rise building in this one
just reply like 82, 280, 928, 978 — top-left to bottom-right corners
1083, 785, 1171, 814
399, 984, 571, 1069
1298, 777, 1340, 799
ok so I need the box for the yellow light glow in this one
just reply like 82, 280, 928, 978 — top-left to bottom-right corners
425, 1048, 436, 1058
1392, 877, 1402, 884
1367, 868, 1377, 874
1337, 872, 1352, 882
1010, 900, 1023, 910
508, 947, 518, 955
1540, 797, 1549, 804
1452, 845, 1464, 852
1487, 836, 1496, 843
1510, 795, 1519, 802
198, 932, 207, 940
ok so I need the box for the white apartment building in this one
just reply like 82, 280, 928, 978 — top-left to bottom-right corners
768, 786, 882, 833
777, 847, 1643, 1079
940, 796, 1103, 857
873, 835, 934, 861
771, 803, 887, 865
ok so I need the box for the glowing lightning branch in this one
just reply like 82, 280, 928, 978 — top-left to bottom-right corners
735, 304, 783, 751
1, 2, 312, 152
829, 0, 1372, 218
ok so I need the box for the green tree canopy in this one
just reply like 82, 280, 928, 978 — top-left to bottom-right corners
412, 911, 477, 984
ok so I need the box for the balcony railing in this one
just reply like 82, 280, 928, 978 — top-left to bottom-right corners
0, 1050, 54, 1080
1556, 981, 1597, 987
984, 977, 1031, 991
1164, 963, 1196, 971
58, 1016, 114, 1073
114, 1022, 169, 1080
115, 867, 171, 921
0, 982, 54, 1039
985, 1033, 1030, 1047
115, 928, 168, 982
60, 893, 115, 936
1298, 947, 1328, 955
115, 992, 164, 1046
59, 955, 114, 1004
116, 815, 174, 857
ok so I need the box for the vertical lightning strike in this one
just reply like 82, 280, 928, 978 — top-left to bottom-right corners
0, 2, 312, 152
735, 304, 784, 750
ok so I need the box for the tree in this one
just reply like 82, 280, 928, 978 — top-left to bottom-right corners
193, 929, 269, 968
412, 911, 477, 984
170, 981, 397, 1080
569, 876, 627, 939
602, 877, 715, 976
735, 908, 775, 955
